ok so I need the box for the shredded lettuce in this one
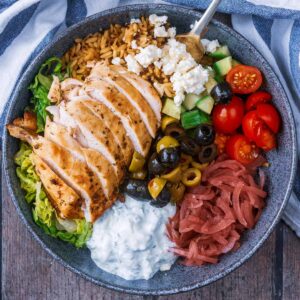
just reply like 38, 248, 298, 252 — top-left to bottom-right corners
15, 142, 92, 248
29, 57, 65, 133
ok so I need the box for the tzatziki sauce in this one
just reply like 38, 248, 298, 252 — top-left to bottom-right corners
87, 195, 177, 280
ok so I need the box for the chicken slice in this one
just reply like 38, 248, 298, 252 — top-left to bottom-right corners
7, 124, 113, 222
64, 100, 126, 178
82, 99, 134, 165
31, 153, 84, 219
48, 75, 61, 103
84, 79, 151, 156
110, 65, 162, 122
90, 64, 158, 137
44, 119, 119, 198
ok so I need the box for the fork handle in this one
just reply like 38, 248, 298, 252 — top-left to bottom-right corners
191, 0, 222, 36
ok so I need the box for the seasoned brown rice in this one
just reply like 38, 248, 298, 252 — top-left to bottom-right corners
62, 16, 175, 97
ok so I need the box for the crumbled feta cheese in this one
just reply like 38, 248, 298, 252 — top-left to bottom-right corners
135, 45, 162, 68
153, 82, 164, 97
111, 57, 122, 65
154, 26, 168, 38
130, 18, 141, 24
125, 54, 142, 74
201, 39, 220, 53
175, 57, 197, 74
171, 65, 209, 106
167, 27, 176, 38
131, 40, 138, 49
149, 14, 168, 27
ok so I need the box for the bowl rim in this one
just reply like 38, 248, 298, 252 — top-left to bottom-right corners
2, 3, 298, 296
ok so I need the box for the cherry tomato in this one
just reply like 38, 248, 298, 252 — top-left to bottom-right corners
256, 103, 281, 133
246, 91, 272, 111
226, 134, 260, 165
254, 124, 277, 151
242, 110, 277, 151
226, 65, 263, 94
212, 96, 244, 134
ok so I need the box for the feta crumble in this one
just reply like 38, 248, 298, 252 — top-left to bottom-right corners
149, 14, 168, 27
130, 18, 141, 24
154, 26, 169, 38
201, 39, 220, 53
125, 54, 142, 74
131, 40, 138, 49
135, 45, 162, 68
111, 57, 122, 65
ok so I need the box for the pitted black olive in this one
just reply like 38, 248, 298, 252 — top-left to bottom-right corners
194, 124, 215, 146
211, 82, 233, 104
158, 147, 180, 169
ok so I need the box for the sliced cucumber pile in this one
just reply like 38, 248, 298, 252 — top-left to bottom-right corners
213, 56, 232, 77
162, 98, 181, 120
196, 95, 215, 115
183, 93, 202, 111
210, 45, 231, 59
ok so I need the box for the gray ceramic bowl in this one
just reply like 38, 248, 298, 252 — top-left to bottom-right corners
2, 4, 297, 296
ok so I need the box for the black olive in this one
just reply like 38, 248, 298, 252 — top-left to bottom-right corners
194, 124, 215, 146
198, 144, 217, 163
211, 82, 233, 104
147, 152, 167, 177
180, 136, 201, 157
164, 123, 185, 140
158, 147, 180, 169
150, 185, 171, 208
121, 179, 152, 201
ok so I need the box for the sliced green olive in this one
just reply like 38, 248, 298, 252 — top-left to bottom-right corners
182, 168, 202, 187
161, 116, 179, 131
148, 177, 167, 199
161, 166, 182, 183
164, 123, 185, 140
156, 136, 179, 153
129, 151, 145, 172
131, 169, 147, 180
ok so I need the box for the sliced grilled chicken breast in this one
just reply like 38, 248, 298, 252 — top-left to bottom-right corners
110, 65, 162, 121
7, 125, 112, 222
82, 99, 134, 165
61, 101, 126, 178
84, 78, 151, 156
90, 64, 158, 137
45, 119, 119, 198
31, 153, 84, 219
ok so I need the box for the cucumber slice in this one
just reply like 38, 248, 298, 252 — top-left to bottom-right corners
162, 98, 181, 120
205, 76, 218, 94
183, 93, 201, 110
213, 56, 232, 76
210, 45, 231, 59
181, 110, 211, 129
232, 59, 241, 67
196, 96, 215, 115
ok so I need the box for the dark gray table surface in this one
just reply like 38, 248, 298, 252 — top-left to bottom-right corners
2, 12, 300, 300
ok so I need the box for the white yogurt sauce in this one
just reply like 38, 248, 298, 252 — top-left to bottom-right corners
87, 195, 177, 280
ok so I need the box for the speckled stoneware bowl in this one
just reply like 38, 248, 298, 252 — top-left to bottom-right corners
2, 4, 297, 295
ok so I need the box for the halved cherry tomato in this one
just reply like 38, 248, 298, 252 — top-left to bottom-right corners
242, 110, 277, 151
226, 134, 260, 164
256, 103, 281, 133
212, 96, 244, 134
246, 91, 272, 111
226, 65, 263, 94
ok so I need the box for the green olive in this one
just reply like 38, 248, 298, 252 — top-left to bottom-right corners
181, 168, 202, 187
148, 177, 167, 199
129, 151, 145, 172
156, 136, 179, 153
168, 182, 186, 204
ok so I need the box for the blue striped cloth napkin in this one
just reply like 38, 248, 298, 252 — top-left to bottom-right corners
0, 0, 299, 236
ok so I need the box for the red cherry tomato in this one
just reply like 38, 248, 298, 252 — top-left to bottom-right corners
226, 65, 263, 94
256, 103, 281, 133
212, 96, 245, 134
226, 134, 260, 165
242, 110, 277, 151
254, 124, 277, 151
246, 91, 272, 111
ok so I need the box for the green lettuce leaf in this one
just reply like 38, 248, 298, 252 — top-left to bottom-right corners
15, 142, 92, 248
29, 57, 65, 133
